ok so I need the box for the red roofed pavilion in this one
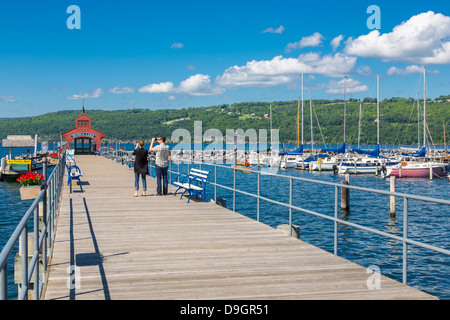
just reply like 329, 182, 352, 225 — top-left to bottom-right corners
62, 108, 105, 155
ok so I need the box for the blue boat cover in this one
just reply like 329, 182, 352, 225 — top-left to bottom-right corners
401, 147, 426, 157
302, 154, 330, 162
320, 142, 345, 153
279, 145, 303, 156
352, 145, 380, 157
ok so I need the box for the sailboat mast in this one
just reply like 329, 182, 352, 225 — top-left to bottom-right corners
444, 121, 447, 156
358, 102, 362, 149
423, 67, 427, 148
417, 94, 420, 148
297, 97, 300, 148
301, 71, 304, 145
377, 74, 380, 145
310, 88, 313, 151
270, 103, 273, 147
343, 76, 347, 143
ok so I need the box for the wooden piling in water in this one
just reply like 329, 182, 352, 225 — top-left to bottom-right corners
341, 180, 349, 211
390, 176, 396, 217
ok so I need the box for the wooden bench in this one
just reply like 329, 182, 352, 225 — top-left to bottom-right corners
173, 168, 209, 203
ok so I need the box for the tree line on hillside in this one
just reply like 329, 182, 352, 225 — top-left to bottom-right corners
0, 97, 449, 145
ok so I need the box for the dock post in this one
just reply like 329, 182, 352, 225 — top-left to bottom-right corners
341, 179, 349, 211
390, 176, 396, 217
276, 224, 300, 239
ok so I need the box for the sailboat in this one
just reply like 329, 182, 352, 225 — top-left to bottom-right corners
309, 76, 347, 172
386, 67, 447, 178
338, 75, 400, 174
280, 73, 309, 169
294, 87, 317, 169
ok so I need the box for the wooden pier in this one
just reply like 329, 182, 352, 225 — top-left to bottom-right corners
42, 155, 436, 300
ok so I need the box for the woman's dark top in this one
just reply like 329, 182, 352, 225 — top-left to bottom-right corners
132, 147, 149, 175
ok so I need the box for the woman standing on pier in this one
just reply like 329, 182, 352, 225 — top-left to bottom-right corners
133, 140, 149, 197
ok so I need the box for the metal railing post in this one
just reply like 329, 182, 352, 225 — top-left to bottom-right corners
289, 178, 293, 237
257, 172, 260, 222
233, 166, 236, 212
33, 205, 39, 300
169, 160, 172, 185
43, 164, 48, 275
334, 186, 338, 255
214, 166, 217, 202
20, 227, 28, 299
403, 197, 408, 284
0, 264, 7, 299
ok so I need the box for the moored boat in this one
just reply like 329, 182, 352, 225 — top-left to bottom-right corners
386, 162, 447, 178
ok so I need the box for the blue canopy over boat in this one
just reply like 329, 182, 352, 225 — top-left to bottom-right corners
401, 147, 426, 157
320, 142, 345, 154
352, 145, 380, 157
301, 154, 330, 163
279, 145, 303, 156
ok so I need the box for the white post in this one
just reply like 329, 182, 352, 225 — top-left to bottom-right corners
34, 134, 38, 158
390, 176, 396, 216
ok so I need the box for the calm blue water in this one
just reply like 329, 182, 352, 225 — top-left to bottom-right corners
1, 142, 449, 299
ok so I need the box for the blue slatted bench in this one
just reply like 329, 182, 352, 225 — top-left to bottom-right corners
174, 168, 209, 203
65, 160, 83, 193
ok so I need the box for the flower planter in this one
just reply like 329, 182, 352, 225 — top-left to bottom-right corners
20, 185, 41, 200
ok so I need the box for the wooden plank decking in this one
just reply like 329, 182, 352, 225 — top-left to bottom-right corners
42, 155, 436, 300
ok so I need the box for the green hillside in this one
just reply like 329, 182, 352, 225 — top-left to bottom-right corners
1, 96, 449, 145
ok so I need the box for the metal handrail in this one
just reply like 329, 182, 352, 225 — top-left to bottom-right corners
0, 152, 66, 300
102, 147, 450, 288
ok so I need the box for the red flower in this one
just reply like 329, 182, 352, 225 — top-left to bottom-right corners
16, 171, 44, 186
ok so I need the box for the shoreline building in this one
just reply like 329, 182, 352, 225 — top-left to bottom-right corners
62, 108, 105, 155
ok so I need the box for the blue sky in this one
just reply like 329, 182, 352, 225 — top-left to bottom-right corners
0, 0, 449, 117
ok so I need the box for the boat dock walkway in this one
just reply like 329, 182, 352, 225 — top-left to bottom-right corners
42, 155, 436, 300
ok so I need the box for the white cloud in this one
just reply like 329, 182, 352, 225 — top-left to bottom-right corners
139, 74, 224, 96
65, 88, 104, 100
344, 11, 450, 64
171, 42, 184, 49
178, 74, 224, 96
216, 53, 357, 88
355, 65, 372, 76
286, 32, 324, 52
108, 86, 135, 94
0, 96, 16, 103
325, 78, 369, 94
262, 25, 285, 34
138, 81, 175, 94
387, 65, 440, 75
331, 35, 344, 51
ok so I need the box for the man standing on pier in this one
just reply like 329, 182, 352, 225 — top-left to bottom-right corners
150, 136, 170, 195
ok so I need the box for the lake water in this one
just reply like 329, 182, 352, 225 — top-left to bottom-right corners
1, 142, 449, 299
